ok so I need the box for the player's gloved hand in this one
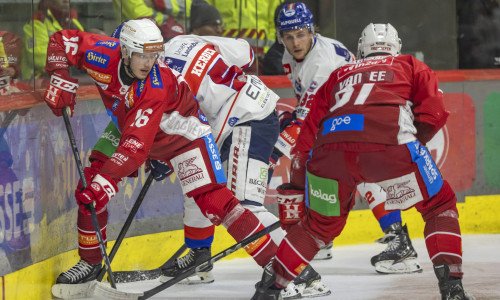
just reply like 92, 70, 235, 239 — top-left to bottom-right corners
76, 159, 105, 192
278, 110, 296, 132
274, 120, 301, 159
146, 159, 173, 181
43, 71, 79, 117
277, 183, 305, 231
75, 173, 118, 214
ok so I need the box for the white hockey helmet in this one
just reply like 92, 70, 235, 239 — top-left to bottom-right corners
119, 19, 164, 59
357, 23, 402, 59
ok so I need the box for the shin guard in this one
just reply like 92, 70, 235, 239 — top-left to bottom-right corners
424, 208, 463, 277
77, 207, 108, 264
224, 204, 277, 267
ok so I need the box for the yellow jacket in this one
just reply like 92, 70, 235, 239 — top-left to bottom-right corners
112, 0, 191, 26
21, 9, 84, 80
206, 0, 282, 54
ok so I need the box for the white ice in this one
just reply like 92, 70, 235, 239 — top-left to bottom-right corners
89, 234, 500, 299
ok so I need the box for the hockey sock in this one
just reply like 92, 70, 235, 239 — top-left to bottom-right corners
424, 208, 463, 278
77, 207, 108, 264
225, 204, 277, 267
272, 222, 321, 288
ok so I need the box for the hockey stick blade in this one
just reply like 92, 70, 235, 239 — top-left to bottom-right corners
139, 220, 281, 300
51, 281, 143, 299
113, 244, 188, 283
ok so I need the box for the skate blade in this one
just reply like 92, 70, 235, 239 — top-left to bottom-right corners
281, 282, 303, 299
374, 257, 423, 274
159, 271, 214, 285
52, 281, 143, 299
312, 250, 332, 260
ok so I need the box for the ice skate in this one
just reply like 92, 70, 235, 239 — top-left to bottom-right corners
159, 247, 214, 284
371, 223, 422, 274
434, 264, 475, 300
281, 265, 331, 299
312, 241, 332, 260
252, 260, 283, 300
56, 259, 101, 284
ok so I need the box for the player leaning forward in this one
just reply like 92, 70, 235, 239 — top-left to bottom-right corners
43, 19, 281, 286
252, 23, 473, 300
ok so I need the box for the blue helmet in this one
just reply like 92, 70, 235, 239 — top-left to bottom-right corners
277, 2, 314, 36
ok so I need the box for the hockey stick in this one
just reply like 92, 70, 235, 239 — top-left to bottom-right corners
95, 172, 155, 282
62, 107, 117, 288
138, 220, 281, 300
113, 243, 188, 283
55, 220, 281, 299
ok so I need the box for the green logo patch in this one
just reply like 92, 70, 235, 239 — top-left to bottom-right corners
307, 171, 340, 217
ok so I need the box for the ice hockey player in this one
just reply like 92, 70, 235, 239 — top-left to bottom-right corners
91, 26, 330, 298
42, 18, 280, 288
273, 2, 421, 274
252, 23, 473, 300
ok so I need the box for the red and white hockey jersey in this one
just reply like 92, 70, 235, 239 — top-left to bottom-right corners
282, 34, 353, 121
292, 54, 448, 159
46, 30, 211, 180
164, 35, 279, 147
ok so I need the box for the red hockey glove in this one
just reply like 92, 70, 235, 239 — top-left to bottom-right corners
43, 71, 79, 117
277, 183, 305, 231
75, 173, 118, 214
275, 120, 301, 159
76, 159, 105, 192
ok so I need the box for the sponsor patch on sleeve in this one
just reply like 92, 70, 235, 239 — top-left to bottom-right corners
122, 137, 144, 154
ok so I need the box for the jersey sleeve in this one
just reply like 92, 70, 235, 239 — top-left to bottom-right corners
411, 59, 449, 143
45, 30, 96, 75
100, 82, 170, 180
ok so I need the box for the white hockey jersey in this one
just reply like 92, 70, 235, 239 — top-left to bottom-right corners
164, 35, 280, 148
282, 34, 354, 121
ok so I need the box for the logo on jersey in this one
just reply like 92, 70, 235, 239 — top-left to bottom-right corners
337, 56, 394, 80
174, 42, 199, 57
95, 40, 119, 49
198, 110, 208, 124
122, 137, 144, 154
165, 56, 186, 73
136, 80, 145, 97
322, 114, 364, 134
283, 64, 292, 75
112, 99, 119, 111
149, 64, 163, 88
85, 50, 110, 69
190, 47, 217, 77
47, 54, 68, 69
228, 117, 239, 127
126, 87, 134, 108
85, 67, 112, 83
307, 81, 318, 92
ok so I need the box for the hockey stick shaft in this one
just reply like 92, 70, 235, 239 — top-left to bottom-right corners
96, 172, 155, 282
62, 108, 117, 288
113, 243, 188, 283
139, 220, 281, 300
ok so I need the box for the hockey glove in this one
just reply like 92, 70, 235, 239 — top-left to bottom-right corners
146, 159, 173, 181
278, 110, 296, 132
43, 71, 79, 117
277, 183, 305, 231
75, 173, 118, 214
274, 120, 301, 159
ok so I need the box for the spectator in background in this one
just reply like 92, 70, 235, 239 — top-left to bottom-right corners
190, 0, 223, 36
0, 31, 30, 95
206, 0, 282, 74
457, 0, 500, 68
21, 0, 105, 83
112, 0, 191, 32
262, 2, 287, 75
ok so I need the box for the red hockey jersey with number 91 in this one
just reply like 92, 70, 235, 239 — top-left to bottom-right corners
46, 30, 211, 180
293, 54, 449, 158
